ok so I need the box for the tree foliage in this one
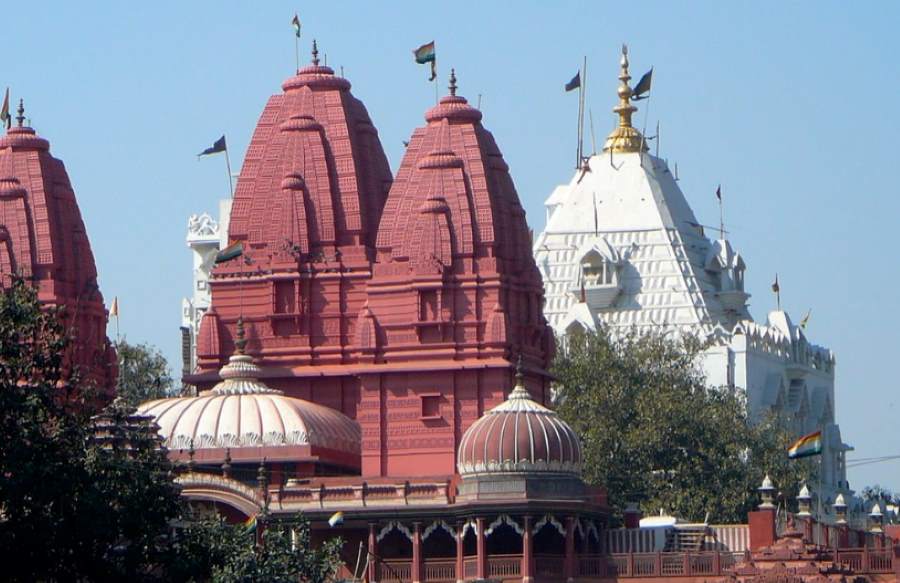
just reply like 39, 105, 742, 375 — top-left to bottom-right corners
166, 514, 342, 583
552, 328, 812, 525
0, 277, 343, 581
115, 338, 175, 406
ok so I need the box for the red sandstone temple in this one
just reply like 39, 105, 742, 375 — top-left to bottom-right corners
134, 44, 899, 582
0, 100, 116, 394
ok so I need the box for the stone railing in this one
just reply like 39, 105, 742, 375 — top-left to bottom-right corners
422, 558, 456, 582
577, 552, 737, 578
833, 548, 895, 574
377, 559, 411, 582
486, 554, 521, 578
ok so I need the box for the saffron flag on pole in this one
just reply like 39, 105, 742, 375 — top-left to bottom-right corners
0, 88, 9, 129
215, 241, 243, 264
413, 41, 437, 81
565, 71, 581, 92
632, 68, 653, 100
787, 430, 823, 459
292, 14, 301, 38
198, 135, 227, 157
110, 296, 119, 317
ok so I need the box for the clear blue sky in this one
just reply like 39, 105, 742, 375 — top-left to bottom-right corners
6, 2, 898, 491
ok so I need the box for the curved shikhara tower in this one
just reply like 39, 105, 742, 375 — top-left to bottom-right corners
192, 41, 393, 396
533, 45, 852, 505
0, 100, 116, 394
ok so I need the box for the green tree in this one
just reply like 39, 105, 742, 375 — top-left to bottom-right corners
552, 328, 811, 524
167, 513, 342, 583
115, 339, 175, 406
0, 276, 343, 581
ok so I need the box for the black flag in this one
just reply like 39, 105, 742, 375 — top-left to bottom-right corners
565, 71, 581, 92
198, 135, 227, 157
632, 68, 653, 100
716, 185, 722, 201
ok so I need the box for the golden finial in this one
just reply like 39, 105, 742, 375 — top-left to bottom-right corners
602, 44, 647, 154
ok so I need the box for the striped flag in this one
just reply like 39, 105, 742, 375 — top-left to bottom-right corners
413, 41, 437, 81
244, 514, 257, 533
788, 430, 823, 459
328, 511, 344, 527
291, 14, 301, 38
0, 88, 9, 129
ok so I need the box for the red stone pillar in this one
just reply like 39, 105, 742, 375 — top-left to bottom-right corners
368, 523, 378, 583
836, 524, 849, 549
476, 517, 486, 580
522, 516, 534, 583
412, 522, 422, 583
748, 510, 776, 551
565, 516, 576, 583
455, 521, 464, 583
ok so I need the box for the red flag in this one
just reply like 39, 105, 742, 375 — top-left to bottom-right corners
0, 88, 9, 129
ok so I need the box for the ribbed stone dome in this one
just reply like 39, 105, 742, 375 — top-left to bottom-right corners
457, 365, 582, 477
138, 321, 360, 456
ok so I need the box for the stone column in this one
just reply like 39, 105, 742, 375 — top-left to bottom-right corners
565, 516, 576, 583
476, 517, 486, 580
522, 516, 534, 583
455, 521, 465, 583
368, 523, 378, 583
412, 522, 422, 583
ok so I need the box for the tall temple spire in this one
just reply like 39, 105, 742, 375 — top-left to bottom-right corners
602, 44, 647, 153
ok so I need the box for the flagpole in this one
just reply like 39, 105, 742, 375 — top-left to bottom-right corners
588, 108, 597, 156
578, 56, 587, 167
224, 143, 235, 198
294, 34, 300, 73
719, 185, 725, 239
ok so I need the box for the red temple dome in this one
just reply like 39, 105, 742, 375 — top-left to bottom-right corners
0, 100, 115, 394
457, 362, 582, 476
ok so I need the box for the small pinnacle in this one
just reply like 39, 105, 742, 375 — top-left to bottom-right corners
312, 39, 319, 66
235, 317, 247, 354
515, 354, 524, 383
16, 99, 25, 127
449, 69, 457, 96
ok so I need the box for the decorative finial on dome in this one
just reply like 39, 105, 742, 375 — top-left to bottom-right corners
312, 39, 319, 66
508, 354, 532, 401
449, 68, 457, 96
602, 44, 647, 153
15, 99, 25, 128
235, 317, 247, 354
257, 458, 268, 488
187, 439, 196, 472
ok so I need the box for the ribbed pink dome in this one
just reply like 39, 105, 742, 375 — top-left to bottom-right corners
457, 368, 582, 476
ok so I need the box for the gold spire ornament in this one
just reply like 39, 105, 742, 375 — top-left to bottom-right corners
602, 45, 648, 154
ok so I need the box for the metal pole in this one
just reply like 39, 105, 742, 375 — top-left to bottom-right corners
224, 144, 235, 198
